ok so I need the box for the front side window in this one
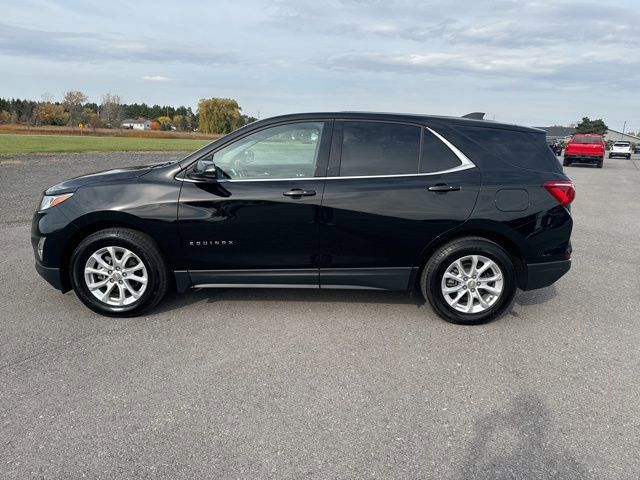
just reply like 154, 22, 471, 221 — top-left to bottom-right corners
211, 122, 325, 179
339, 122, 420, 176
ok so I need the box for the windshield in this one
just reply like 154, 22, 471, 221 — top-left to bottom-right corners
572, 136, 602, 144
613, 142, 630, 147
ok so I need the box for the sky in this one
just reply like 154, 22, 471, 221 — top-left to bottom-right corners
1, 0, 639, 131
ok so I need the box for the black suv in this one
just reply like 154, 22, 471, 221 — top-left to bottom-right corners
32, 112, 574, 324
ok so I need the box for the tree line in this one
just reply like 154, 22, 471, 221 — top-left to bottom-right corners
0, 91, 257, 134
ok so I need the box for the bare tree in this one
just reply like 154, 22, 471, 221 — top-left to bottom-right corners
100, 93, 123, 127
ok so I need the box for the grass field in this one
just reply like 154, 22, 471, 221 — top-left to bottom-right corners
0, 133, 211, 155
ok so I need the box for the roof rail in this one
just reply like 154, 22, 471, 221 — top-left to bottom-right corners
462, 112, 485, 120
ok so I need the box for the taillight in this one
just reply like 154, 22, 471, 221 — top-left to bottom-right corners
544, 180, 575, 207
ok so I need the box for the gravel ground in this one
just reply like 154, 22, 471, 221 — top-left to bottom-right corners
1, 152, 639, 479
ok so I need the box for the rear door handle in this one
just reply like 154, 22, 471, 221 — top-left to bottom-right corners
428, 184, 461, 192
283, 188, 316, 198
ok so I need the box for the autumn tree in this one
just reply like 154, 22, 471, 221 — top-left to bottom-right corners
35, 102, 69, 126
100, 93, 123, 126
238, 113, 258, 128
0, 110, 13, 124
197, 98, 241, 134
62, 90, 88, 127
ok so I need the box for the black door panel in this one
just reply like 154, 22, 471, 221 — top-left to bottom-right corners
319, 171, 480, 272
178, 179, 325, 271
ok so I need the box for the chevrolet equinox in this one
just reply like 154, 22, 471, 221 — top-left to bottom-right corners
32, 112, 574, 324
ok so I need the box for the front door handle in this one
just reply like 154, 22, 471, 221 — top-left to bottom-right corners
428, 184, 461, 192
283, 188, 316, 198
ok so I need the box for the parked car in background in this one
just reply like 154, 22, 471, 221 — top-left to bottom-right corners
32, 112, 574, 325
563, 134, 605, 168
546, 138, 563, 156
609, 141, 632, 159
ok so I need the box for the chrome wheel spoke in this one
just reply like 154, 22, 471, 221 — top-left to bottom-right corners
470, 255, 479, 275
454, 259, 467, 277
450, 290, 467, 308
465, 291, 474, 312
477, 284, 501, 296
87, 278, 111, 290
443, 284, 464, 294
481, 274, 502, 283
444, 272, 463, 282
91, 254, 112, 270
123, 280, 141, 298
127, 275, 147, 285
85, 267, 106, 276
476, 291, 490, 309
101, 282, 116, 302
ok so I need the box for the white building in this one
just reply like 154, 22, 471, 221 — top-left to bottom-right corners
603, 129, 640, 144
121, 119, 152, 130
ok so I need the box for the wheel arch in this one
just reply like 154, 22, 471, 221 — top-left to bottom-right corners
60, 212, 175, 292
413, 223, 528, 291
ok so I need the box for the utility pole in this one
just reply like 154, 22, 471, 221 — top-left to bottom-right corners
621, 121, 626, 140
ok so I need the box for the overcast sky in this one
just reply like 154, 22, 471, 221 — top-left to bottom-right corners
1, 0, 639, 130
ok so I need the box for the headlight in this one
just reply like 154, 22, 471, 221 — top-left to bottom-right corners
40, 193, 74, 210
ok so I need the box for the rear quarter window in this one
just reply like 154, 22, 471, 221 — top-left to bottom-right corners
456, 126, 562, 172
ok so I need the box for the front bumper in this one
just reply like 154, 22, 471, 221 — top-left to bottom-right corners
35, 262, 69, 292
523, 260, 571, 290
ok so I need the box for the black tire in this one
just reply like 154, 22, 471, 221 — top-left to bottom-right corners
608, 154, 612, 159
597, 161, 603, 169
420, 237, 517, 325
70, 228, 169, 317
628, 154, 631, 160
563, 158, 571, 167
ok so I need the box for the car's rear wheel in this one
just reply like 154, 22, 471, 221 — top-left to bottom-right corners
70, 228, 169, 317
597, 160, 603, 168
563, 158, 571, 166
421, 237, 517, 325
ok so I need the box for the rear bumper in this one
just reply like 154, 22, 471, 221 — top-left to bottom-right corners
523, 260, 571, 291
609, 152, 631, 157
35, 262, 69, 292
565, 155, 602, 164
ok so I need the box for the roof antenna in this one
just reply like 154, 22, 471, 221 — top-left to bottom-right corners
462, 112, 485, 120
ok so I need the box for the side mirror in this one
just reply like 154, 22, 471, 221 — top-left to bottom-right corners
188, 158, 217, 180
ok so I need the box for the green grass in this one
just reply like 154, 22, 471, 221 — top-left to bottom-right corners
0, 134, 211, 155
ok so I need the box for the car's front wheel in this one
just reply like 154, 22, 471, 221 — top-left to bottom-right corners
70, 228, 169, 317
421, 237, 517, 325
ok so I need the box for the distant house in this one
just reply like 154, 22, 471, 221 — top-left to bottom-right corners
121, 118, 152, 130
603, 129, 640, 144
536, 126, 576, 141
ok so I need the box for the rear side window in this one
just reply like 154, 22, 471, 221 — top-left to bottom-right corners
420, 130, 462, 173
340, 122, 420, 176
457, 126, 561, 172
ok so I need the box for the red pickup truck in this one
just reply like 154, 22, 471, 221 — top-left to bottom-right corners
563, 134, 605, 168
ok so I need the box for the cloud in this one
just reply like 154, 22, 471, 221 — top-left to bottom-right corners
0, 23, 240, 67
142, 75, 170, 82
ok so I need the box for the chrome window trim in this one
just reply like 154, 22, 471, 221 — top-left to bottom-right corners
179, 127, 476, 183
425, 127, 475, 169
